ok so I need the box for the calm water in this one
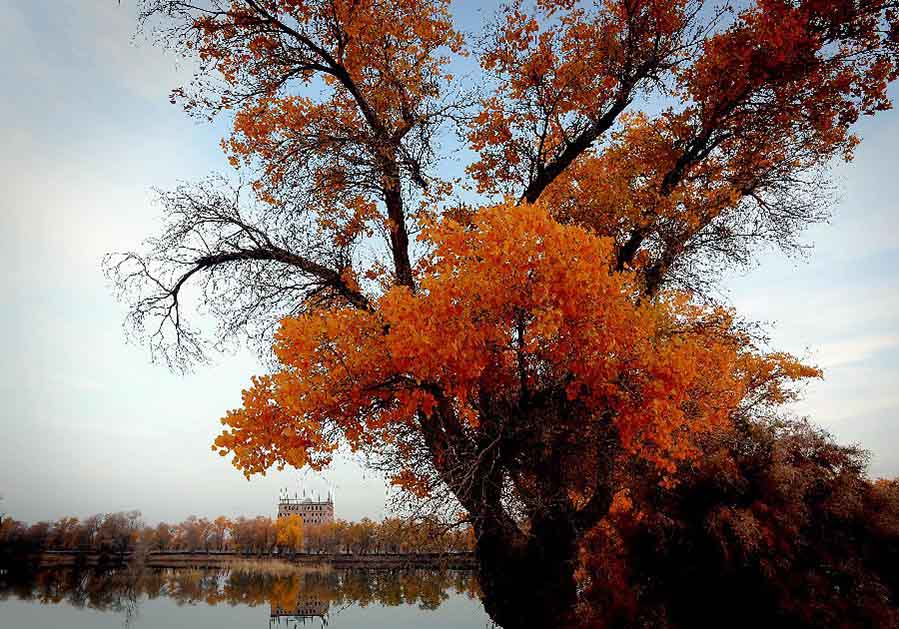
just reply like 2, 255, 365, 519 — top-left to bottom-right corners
0, 565, 493, 628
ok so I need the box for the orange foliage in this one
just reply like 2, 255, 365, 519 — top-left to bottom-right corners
469, 0, 697, 194
215, 202, 819, 489
188, 0, 464, 250
275, 514, 304, 552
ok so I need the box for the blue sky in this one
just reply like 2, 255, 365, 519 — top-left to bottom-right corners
1, 0, 897, 525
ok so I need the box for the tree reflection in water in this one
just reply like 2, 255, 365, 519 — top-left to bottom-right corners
0, 565, 481, 626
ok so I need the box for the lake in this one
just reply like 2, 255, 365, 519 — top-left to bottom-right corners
0, 564, 494, 628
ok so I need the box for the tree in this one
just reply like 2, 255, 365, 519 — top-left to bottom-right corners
174, 515, 212, 551
80, 514, 102, 549
377, 518, 406, 554
275, 514, 304, 555
211, 515, 232, 551
577, 418, 899, 628
97, 511, 143, 554
49, 517, 81, 550
229, 516, 254, 553
154, 522, 174, 551
112, 1, 899, 626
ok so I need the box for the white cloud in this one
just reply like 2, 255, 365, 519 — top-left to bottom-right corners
813, 335, 899, 369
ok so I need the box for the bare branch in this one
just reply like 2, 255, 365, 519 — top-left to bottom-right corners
105, 176, 369, 370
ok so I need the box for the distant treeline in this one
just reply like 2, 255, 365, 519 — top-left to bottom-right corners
0, 512, 473, 557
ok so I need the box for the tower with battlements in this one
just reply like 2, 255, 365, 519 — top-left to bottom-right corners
277, 487, 335, 525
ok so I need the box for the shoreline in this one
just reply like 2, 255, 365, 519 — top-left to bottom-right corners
32, 550, 476, 570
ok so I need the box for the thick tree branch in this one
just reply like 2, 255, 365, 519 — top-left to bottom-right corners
520, 97, 631, 205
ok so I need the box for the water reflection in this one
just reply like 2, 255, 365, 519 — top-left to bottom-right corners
0, 565, 485, 628
270, 593, 329, 626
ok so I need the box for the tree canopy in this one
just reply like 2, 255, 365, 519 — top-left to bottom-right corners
109, 1, 899, 626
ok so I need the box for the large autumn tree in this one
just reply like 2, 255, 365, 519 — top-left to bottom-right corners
110, 1, 899, 626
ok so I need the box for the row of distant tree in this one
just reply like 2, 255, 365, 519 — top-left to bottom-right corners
0, 511, 473, 557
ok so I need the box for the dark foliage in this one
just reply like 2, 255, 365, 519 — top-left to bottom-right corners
580, 418, 899, 628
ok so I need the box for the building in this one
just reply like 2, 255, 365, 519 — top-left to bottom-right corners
277, 488, 335, 525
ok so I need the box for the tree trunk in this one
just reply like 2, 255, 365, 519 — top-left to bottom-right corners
475, 516, 581, 629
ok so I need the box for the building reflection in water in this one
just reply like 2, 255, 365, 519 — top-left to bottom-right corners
270, 594, 330, 627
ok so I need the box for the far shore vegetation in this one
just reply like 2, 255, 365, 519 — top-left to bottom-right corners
0, 511, 475, 565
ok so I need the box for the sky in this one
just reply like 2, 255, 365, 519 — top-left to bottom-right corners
1, 0, 897, 526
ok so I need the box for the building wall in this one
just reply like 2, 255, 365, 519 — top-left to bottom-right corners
277, 499, 335, 525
